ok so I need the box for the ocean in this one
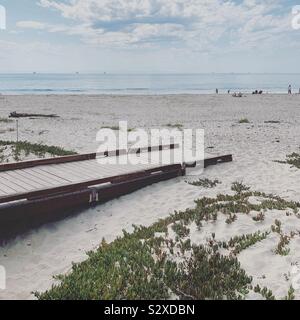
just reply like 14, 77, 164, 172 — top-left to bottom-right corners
1, 73, 300, 95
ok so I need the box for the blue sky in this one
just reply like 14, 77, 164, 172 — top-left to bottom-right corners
0, 0, 300, 73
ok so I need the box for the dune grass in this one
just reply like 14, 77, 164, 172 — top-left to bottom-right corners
231, 181, 251, 194
238, 118, 250, 124
166, 123, 184, 129
285, 153, 300, 169
187, 178, 221, 188
101, 125, 120, 131
35, 184, 300, 300
276, 152, 300, 169
101, 125, 135, 132
0, 140, 76, 162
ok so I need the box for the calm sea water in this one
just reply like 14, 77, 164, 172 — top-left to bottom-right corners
1, 73, 300, 95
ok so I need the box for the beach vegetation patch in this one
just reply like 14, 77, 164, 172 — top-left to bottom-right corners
219, 231, 270, 255
0, 140, 76, 162
238, 118, 250, 124
172, 222, 190, 238
274, 234, 291, 256
187, 178, 221, 188
270, 219, 297, 256
101, 125, 134, 132
166, 123, 183, 129
35, 186, 300, 300
231, 181, 251, 194
288, 153, 300, 167
284, 286, 295, 300
225, 213, 238, 224
277, 153, 300, 169
101, 125, 120, 131
254, 285, 275, 300
252, 212, 265, 222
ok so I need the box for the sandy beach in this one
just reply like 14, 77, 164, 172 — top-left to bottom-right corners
0, 94, 299, 300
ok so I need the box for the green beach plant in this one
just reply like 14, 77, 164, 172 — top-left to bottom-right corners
166, 123, 184, 129
101, 125, 120, 131
254, 285, 275, 300
0, 140, 76, 162
34, 185, 300, 300
252, 212, 265, 222
284, 286, 295, 300
187, 178, 221, 188
239, 118, 250, 124
275, 152, 300, 169
231, 181, 251, 194
101, 125, 135, 132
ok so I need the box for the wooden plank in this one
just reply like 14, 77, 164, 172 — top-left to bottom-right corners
0, 172, 36, 191
2, 171, 44, 190
19, 168, 61, 186
66, 161, 153, 180
83, 162, 153, 178
56, 163, 98, 181
76, 160, 136, 177
0, 178, 20, 194
58, 162, 100, 180
37, 166, 83, 183
82, 159, 158, 175
47, 163, 91, 180
10, 170, 51, 189
0, 186, 9, 196
77, 160, 120, 175
0, 183, 17, 195
0, 176, 27, 193
28, 167, 71, 185
59, 162, 98, 179
68, 161, 137, 180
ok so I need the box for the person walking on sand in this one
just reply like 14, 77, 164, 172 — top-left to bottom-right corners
288, 85, 292, 94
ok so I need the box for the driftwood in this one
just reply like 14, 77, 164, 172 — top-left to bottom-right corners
9, 111, 59, 119
264, 120, 281, 124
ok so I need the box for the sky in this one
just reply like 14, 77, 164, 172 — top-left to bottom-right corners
0, 0, 300, 73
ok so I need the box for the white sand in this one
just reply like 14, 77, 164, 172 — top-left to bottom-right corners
0, 94, 299, 300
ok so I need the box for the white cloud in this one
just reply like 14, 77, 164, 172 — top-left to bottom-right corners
31, 0, 294, 51
16, 20, 46, 29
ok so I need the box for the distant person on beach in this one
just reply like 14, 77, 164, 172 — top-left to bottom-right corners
288, 85, 292, 94
228, 90, 230, 94
216, 88, 219, 94
252, 90, 262, 95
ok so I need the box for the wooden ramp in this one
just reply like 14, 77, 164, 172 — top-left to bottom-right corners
0, 145, 232, 242
0, 159, 164, 201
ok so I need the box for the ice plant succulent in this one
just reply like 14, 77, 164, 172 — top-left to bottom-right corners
35, 183, 300, 300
